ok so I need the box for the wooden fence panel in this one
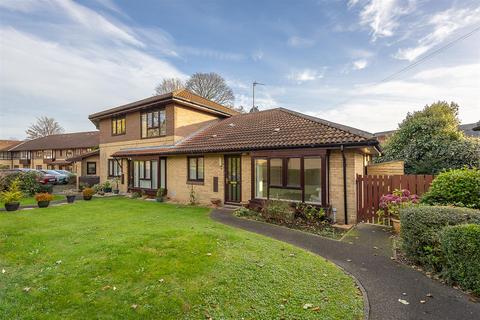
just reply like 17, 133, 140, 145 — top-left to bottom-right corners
356, 174, 434, 223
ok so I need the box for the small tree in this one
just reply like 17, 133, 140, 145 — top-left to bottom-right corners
26, 116, 64, 140
376, 101, 480, 174
185, 72, 235, 106
154, 78, 184, 95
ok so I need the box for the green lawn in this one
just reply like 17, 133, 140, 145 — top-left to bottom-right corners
1, 194, 64, 207
0, 198, 363, 319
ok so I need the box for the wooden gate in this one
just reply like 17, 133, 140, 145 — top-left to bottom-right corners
356, 174, 434, 223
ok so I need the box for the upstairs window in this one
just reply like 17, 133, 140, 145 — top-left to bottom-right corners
188, 156, 204, 182
112, 116, 126, 135
141, 109, 166, 138
44, 150, 53, 159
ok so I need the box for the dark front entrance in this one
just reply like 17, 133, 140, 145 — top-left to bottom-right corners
225, 155, 242, 203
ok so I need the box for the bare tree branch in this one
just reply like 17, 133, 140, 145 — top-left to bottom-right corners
185, 72, 235, 106
154, 78, 185, 95
25, 116, 64, 140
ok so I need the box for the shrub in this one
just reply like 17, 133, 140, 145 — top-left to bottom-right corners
82, 188, 95, 198
295, 203, 325, 222
261, 200, 294, 223
92, 183, 102, 193
35, 193, 54, 202
377, 189, 419, 220
38, 184, 53, 194
189, 185, 197, 205
131, 192, 141, 199
156, 188, 165, 199
0, 179, 23, 204
440, 224, 480, 295
0, 171, 41, 195
421, 168, 480, 209
234, 207, 258, 218
400, 206, 480, 271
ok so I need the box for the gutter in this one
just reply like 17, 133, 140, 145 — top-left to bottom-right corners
341, 144, 348, 225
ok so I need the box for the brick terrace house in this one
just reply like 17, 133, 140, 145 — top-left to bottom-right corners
89, 89, 380, 224
0, 140, 23, 169
6, 132, 99, 173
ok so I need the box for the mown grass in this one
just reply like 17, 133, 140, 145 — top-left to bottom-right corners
1, 194, 64, 207
0, 197, 363, 319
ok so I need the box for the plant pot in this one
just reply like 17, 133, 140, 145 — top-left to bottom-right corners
113, 189, 119, 195
4, 202, 20, 212
38, 201, 50, 208
83, 195, 92, 201
66, 195, 76, 203
391, 218, 401, 234
104, 187, 112, 193
156, 197, 164, 202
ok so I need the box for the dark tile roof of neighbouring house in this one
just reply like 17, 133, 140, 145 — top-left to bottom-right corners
66, 149, 100, 162
9, 131, 99, 151
0, 140, 23, 151
88, 89, 239, 123
111, 108, 378, 157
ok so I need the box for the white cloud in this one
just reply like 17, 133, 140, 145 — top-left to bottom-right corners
288, 69, 325, 82
252, 49, 264, 61
287, 36, 315, 48
309, 63, 480, 133
359, 0, 416, 40
353, 59, 368, 70
394, 6, 480, 61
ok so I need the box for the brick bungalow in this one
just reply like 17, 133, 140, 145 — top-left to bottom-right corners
89, 89, 380, 224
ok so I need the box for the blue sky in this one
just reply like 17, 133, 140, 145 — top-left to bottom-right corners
0, 0, 479, 139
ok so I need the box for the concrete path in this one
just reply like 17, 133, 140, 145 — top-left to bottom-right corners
211, 209, 480, 320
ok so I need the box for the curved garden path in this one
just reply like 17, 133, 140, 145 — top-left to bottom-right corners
211, 208, 480, 320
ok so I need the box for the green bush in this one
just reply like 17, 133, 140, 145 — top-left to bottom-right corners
233, 207, 258, 218
0, 171, 41, 196
261, 200, 294, 223
38, 184, 53, 194
440, 224, 480, 295
400, 206, 480, 271
421, 168, 480, 209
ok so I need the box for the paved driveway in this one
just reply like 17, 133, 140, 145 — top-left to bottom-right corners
211, 209, 480, 320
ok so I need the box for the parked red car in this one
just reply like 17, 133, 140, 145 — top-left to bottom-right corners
18, 168, 56, 184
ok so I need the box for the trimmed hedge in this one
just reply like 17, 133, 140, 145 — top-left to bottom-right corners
441, 224, 480, 295
421, 168, 480, 209
400, 206, 480, 271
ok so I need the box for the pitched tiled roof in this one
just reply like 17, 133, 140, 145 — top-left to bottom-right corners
66, 149, 99, 162
112, 108, 378, 157
89, 89, 239, 122
10, 131, 99, 151
0, 140, 23, 151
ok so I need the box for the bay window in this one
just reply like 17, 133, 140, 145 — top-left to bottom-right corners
253, 154, 325, 205
141, 109, 166, 138
132, 159, 165, 190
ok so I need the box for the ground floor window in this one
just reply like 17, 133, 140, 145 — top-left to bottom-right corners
108, 159, 122, 177
187, 156, 204, 182
253, 155, 325, 204
133, 159, 166, 190
36, 165, 42, 170
87, 162, 96, 175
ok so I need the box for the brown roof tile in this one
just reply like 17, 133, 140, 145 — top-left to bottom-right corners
0, 140, 23, 151
89, 89, 239, 122
112, 108, 377, 157
10, 131, 99, 151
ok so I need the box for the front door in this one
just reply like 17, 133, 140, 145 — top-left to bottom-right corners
225, 155, 242, 203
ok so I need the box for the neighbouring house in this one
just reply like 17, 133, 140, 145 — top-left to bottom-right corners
6, 131, 99, 173
0, 140, 23, 169
374, 121, 480, 144
89, 89, 380, 224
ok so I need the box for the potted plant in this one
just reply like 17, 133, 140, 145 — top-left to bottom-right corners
103, 180, 112, 193
0, 179, 23, 212
156, 188, 165, 202
112, 178, 120, 195
35, 192, 54, 208
377, 189, 419, 233
65, 190, 77, 203
83, 187, 94, 201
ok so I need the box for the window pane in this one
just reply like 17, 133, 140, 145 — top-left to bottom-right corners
255, 159, 268, 198
145, 160, 151, 179
151, 160, 158, 189
141, 114, 147, 138
269, 158, 283, 186
112, 119, 116, 134
197, 157, 204, 180
287, 158, 301, 187
269, 188, 302, 201
160, 110, 166, 135
160, 159, 166, 189
153, 111, 159, 127
134, 161, 139, 187
304, 157, 322, 204
140, 180, 151, 188
189, 158, 197, 180
139, 161, 145, 179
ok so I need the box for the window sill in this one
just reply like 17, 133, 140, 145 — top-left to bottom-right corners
140, 134, 167, 140
187, 180, 204, 185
